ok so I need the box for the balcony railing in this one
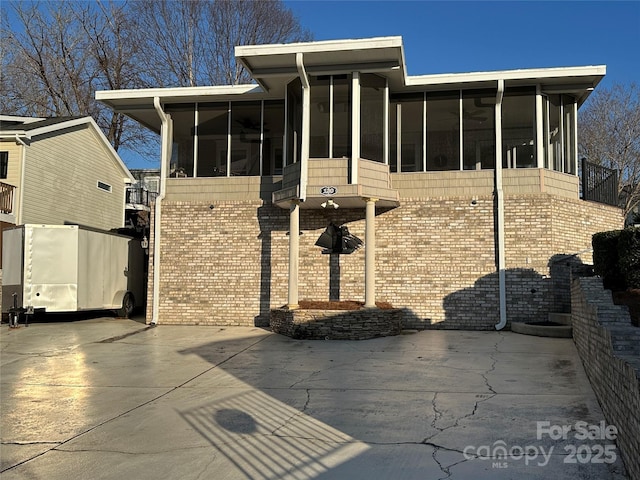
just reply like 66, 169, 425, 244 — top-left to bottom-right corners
581, 158, 619, 207
0, 182, 15, 214
126, 186, 158, 208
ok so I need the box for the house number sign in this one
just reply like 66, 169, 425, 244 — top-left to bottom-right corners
320, 186, 337, 196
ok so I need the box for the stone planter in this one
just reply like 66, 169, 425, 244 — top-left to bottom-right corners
270, 308, 403, 340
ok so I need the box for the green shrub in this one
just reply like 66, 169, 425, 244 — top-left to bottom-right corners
618, 227, 640, 289
592, 230, 625, 290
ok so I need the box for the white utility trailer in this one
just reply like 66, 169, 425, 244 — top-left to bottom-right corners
2, 224, 145, 320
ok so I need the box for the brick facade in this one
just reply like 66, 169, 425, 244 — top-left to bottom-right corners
146, 192, 622, 329
572, 277, 640, 480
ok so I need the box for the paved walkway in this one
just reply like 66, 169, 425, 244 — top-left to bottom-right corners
0, 317, 629, 479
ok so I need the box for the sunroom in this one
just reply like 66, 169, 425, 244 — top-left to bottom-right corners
98, 37, 604, 207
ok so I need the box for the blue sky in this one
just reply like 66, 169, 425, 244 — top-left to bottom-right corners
117, 1, 640, 168
285, 0, 639, 89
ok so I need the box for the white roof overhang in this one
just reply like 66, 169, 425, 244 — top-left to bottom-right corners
96, 37, 605, 133
236, 36, 407, 93
96, 84, 264, 133
404, 65, 606, 106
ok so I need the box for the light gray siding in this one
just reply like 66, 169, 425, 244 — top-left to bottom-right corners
21, 124, 127, 229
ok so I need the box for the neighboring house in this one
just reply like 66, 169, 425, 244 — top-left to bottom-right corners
97, 36, 624, 329
0, 115, 135, 265
125, 169, 160, 232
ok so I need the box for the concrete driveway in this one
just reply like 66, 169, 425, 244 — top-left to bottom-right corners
0, 316, 629, 479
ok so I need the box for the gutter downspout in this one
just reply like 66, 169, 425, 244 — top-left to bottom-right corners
495, 79, 507, 331
15, 134, 28, 225
151, 97, 172, 325
295, 52, 309, 202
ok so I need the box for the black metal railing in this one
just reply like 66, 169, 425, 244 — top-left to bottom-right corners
0, 181, 15, 214
581, 158, 619, 207
126, 186, 158, 208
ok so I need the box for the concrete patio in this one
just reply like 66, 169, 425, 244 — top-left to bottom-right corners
0, 316, 629, 479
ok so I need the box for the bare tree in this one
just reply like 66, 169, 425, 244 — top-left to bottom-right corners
132, 0, 311, 87
579, 83, 640, 218
1, 2, 96, 117
206, 0, 312, 85
1, 0, 311, 163
76, 1, 148, 152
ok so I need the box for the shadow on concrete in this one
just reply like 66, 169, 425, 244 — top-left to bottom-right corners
440, 255, 592, 330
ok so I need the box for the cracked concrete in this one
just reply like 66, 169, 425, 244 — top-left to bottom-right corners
1, 317, 630, 479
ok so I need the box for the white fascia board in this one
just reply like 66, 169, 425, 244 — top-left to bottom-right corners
236, 36, 403, 57
96, 84, 263, 102
0, 114, 46, 124
406, 65, 606, 87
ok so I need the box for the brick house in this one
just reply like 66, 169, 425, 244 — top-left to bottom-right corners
97, 36, 623, 329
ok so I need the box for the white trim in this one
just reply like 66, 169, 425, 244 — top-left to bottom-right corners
536, 86, 545, 169
96, 84, 262, 102
226, 102, 232, 177
572, 101, 579, 175
236, 36, 403, 57
260, 100, 264, 175
422, 92, 427, 172
351, 72, 360, 183
97, 181, 112, 193
193, 104, 199, 177
407, 65, 606, 87
494, 79, 506, 331
383, 78, 389, 166
329, 78, 334, 157
458, 91, 463, 171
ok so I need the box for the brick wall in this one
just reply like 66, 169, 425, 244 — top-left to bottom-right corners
572, 277, 640, 480
147, 193, 622, 328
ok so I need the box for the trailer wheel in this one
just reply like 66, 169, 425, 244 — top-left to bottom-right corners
118, 292, 136, 318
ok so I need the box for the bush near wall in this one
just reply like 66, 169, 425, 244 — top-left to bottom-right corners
593, 227, 640, 290
618, 227, 640, 288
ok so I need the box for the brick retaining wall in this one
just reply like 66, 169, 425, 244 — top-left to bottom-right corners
572, 277, 640, 480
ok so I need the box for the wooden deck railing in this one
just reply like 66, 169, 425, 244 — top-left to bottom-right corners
0, 182, 15, 214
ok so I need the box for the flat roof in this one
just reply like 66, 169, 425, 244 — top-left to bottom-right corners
96, 36, 605, 132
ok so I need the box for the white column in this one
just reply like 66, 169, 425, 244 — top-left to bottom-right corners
287, 200, 300, 309
364, 197, 377, 308
351, 71, 360, 183
536, 85, 545, 168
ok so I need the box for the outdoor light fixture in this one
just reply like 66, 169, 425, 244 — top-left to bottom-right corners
321, 199, 339, 209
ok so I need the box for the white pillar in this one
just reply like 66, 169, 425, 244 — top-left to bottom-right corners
287, 200, 300, 309
364, 198, 377, 308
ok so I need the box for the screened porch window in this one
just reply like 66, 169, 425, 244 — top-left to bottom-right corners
502, 88, 536, 168
166, 104, 196, 177
197, 102, 228, 177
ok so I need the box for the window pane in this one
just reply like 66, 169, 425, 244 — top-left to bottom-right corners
502, 89, 536, 168
360, 73, 385, 163
309, 76, 330, 158
547, 94, 561, 171
332, 74, 351, 158
401, 98, 424, 172
230, 101, 262, 176
197, 103, 228, 177
263, 100, 285, 175
426, 92, 459, 171
463, 90, 495, 170
389, 102, 398, 172
166, 104, 195, 177
0, 151, 7, 179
